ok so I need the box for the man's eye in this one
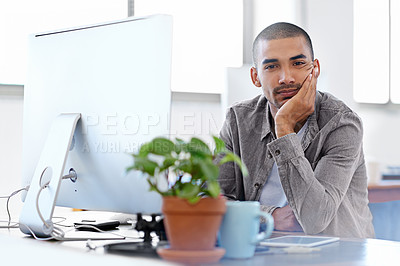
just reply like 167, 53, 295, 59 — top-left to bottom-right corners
265, 65, 277, 70
293, 61, 305, 66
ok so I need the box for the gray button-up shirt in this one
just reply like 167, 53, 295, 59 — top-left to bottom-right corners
218, 91, 375, 238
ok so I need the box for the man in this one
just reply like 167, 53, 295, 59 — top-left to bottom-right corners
218, 22, 375, 238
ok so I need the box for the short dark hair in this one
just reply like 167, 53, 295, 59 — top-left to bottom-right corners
252, 22, 314, 67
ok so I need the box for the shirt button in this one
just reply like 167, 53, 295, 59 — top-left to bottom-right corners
267, 153, 272, 159
254, 183, 261, 188
274, 150, 280, 156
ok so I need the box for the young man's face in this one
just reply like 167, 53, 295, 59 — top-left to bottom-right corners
251, 36, 318, 116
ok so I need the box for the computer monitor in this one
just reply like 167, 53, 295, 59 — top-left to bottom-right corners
19, 14, 172, 237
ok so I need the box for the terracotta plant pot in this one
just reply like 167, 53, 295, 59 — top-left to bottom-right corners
162, 196, 226, 251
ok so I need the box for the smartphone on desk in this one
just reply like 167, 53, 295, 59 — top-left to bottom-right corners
74, 220, 120, 232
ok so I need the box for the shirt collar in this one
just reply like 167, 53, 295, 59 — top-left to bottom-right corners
260, 97, 273, 141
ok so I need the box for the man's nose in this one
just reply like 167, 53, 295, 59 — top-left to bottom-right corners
278, 67, 295, 85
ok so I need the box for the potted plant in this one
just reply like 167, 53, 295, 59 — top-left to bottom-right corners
127, 136, 247, 262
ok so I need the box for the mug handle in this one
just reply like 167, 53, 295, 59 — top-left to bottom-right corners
252, 212, 274, 244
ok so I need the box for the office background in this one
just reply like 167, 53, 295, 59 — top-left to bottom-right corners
1, 0, 399, 236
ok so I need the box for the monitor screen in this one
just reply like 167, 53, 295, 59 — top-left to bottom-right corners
19, 15, 172, 236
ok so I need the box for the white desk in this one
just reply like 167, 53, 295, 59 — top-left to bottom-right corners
0, 208, 176, 266
0, 234, 174, 266
2, 209, 400, 266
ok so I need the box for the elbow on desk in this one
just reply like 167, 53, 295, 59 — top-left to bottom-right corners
297, 193, 345, 235
300, 221, 328, 235
298, 210, 333, 235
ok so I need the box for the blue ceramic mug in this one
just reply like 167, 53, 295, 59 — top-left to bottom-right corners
219, 201, 274, 259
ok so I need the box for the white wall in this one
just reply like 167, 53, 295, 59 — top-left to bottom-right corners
221, 66, 261, 116
0, 85, 24, 219
170, 92, 223, 146
305, 0, 400, 169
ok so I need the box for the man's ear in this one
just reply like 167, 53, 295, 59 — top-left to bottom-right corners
313, 59, 320, 78
250, 67, 262, 87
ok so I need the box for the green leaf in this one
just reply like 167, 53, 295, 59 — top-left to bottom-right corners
160, 156, 177, 171
176, 159, 192, 173
186, 137, 212, 158
138, 142, 152, 157
150, 138, 175, 155
207, 181, 221, 198
212, 136, 227, 155
198, 159, 219, 181
174, 138, 185, 154
219, 152, 249, 176
187, 196, 201, 204
132, 156, 159, 176
188, 159, 201, 180
178, 182, 200, 199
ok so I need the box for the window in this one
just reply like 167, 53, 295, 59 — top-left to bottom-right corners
353, 0, 391, 104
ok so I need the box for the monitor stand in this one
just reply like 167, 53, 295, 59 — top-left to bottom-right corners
19, 113, 81, 237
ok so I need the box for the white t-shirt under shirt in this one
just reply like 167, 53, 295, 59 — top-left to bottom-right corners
259, 120, 309, 207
